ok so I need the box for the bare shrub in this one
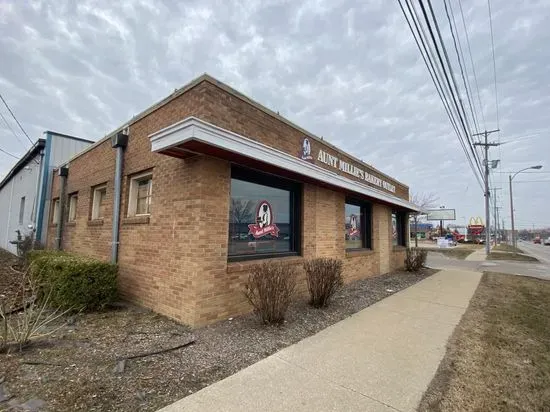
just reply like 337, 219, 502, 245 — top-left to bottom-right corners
244, 262, 297, 324
304, 258, 343, 308
0, 271, 69, 353
405, 248, 427, 272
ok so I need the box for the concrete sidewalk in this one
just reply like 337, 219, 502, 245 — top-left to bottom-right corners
465, 247, 488, 261
159, 269, 481, 412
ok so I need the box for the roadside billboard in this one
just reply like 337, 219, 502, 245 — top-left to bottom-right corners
426, 209, 456, 221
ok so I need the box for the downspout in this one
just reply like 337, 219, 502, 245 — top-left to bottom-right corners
55, 167, 69, 250
111, 129, 129, 264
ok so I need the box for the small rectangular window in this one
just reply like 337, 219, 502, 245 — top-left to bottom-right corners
392, 211, 407, 246
19, 196, 25, 225
345, 199, 372, 250
52, 198, 60, 224
68, 193, 78, 222
128, 172, 152, 216
91, 185, 107, 220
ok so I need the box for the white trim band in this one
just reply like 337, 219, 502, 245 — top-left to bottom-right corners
149, 117, 419, 212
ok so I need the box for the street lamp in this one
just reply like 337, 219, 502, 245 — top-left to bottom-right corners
509, 165, 543, 248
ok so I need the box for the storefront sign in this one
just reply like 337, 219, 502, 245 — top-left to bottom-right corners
316, 149, 396, 193
300, 137, 313, 161
248, 200, 280, 238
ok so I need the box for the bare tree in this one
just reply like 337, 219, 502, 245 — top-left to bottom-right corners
230, 199, 254, 237
410, 192, 439, 247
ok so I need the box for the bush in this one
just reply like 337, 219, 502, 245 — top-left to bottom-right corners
303, 258, 343, 308
244, 262, 297, 324
29, 252, 118, 311
405, 248, 427, 272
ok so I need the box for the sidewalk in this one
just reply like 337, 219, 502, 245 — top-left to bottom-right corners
465, 247, 488, 261
159, 269, 481, 412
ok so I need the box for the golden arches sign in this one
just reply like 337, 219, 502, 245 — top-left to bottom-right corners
468, 217, 484, 226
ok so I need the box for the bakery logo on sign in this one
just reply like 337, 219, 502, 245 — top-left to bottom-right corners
300, 137, 313, 161
248, 200, 280, 238
348, 214, 360, 237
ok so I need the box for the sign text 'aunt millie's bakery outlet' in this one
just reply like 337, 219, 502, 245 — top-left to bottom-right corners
317, 149, 396, 193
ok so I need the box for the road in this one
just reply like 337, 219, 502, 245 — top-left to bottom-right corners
426, 243, 550, 281
517, 240, 550, 264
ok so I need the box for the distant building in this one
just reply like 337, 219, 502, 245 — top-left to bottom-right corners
0, 131, 92, 253
409, 222, 433, 239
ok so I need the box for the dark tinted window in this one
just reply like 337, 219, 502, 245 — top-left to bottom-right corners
345, 199, 372, 250
228, 168, 301, 260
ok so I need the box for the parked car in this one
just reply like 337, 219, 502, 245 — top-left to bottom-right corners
534, 237, 541, 244
544, 237, 550, 246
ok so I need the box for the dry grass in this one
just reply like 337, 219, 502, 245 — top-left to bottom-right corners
493, 244, 525, 253
418, 272, 550, 412
424, 248, 476, 260
457, 243, 484, 249
488, 251, 539, 262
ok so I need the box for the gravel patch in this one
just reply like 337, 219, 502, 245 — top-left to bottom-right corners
0, 268, 436, 412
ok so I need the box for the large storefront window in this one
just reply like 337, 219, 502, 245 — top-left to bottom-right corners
228, 167, 301, 261
345, 199, 372, 250
392, 211, 406, 246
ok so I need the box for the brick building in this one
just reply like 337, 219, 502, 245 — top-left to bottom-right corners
47, 74, 418, 326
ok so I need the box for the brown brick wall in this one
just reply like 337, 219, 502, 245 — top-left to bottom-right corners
46, 78, 408, 327
196, 82, 409, 200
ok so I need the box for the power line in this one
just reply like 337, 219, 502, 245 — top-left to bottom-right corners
0, 92, 34, 146
422, 0, 484, 177
499, 171, 550, 174
445, 0, 479, 134
0, 110, 28, 149
0, 146, 19, 160
501, 134, 547, 144
458, 0, 486, 130
514, 180, 550, 183
487, 0, 499, 129
398, 0, 483, 190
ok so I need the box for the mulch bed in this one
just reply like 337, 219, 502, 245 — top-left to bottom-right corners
0, 265, 437, 412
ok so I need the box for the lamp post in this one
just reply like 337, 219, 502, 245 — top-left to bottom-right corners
509, 165, 542, 248
439, 205, 445, 237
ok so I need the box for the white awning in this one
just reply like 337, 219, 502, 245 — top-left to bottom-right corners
149, 116, 419, 212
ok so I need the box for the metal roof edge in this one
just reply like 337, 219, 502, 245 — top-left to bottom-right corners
0, 139, 46, 191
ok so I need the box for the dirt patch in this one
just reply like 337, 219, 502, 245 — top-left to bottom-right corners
0, 267, 437, 412
418, 272, 550, 411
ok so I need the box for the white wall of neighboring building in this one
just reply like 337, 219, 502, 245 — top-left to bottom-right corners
50, 134, 92, 169
0, 152, 42, 254
1, 132, 92, 254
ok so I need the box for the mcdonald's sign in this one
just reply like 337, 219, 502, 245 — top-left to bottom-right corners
468, 216, 485, 235
468, 216, 484, 226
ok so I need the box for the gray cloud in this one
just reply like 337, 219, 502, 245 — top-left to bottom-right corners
1, 0, 549, 228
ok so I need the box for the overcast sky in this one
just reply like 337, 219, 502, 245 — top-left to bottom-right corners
1, 0, 549, 230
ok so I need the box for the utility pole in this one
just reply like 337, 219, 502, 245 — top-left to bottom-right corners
473, 129, 500, 255
490, 188, 502, 246
495, 206, 502, 245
